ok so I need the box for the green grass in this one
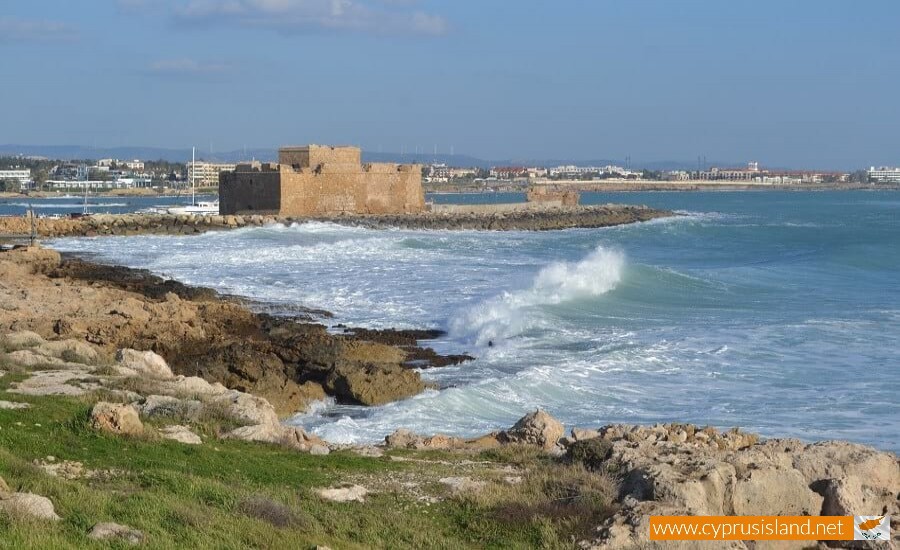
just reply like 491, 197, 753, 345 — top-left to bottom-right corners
0, 381, 613, 549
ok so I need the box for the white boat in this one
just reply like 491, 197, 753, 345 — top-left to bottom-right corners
166, 201, 219, 215
164, 146, 220, 216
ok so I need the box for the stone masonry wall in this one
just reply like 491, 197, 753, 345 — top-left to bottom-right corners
220, 146, 424, 217
219, 168, 281, 215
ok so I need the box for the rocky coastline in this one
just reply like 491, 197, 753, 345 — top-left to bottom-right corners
0, 244, 897, 548
0, 204, 672, 240
0, 245, 469, 414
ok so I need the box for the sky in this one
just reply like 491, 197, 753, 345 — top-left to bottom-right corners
1, 0, 898, 169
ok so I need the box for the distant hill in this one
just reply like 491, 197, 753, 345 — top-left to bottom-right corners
0, 144, 725, 171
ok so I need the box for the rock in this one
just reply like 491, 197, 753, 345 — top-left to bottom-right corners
316, 484, 368, 503
116, 349, 173, 379
732, 468, 822, 515
0, 400, 30, 410
1, 331, 45, 350
502, 409, 564, 450
90, 402, 144, 436
39, 339, 100, 365
212, 390, 280, 427
88, 522, 145, 545
385, 428, 422, 449
325, 363, 425, 406
439, 476, 486, 494
34, 458, 89, 480
159, 425, 202, 445
225, 423, 326, 452
9, 368, 99, 396
580, 424, 900, 549
0, 492, 60, 520
571, 427, 601, 442
139, 395, 203, 421
168, 376, 227, 397
309, 444, 330, 456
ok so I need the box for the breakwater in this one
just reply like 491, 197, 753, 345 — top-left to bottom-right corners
0, 205, 671, 238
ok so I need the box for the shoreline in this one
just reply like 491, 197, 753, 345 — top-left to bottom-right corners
0, 245, 473, 415
0, 243, 897, 548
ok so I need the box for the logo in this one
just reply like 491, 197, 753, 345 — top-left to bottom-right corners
854, 515, 890, 541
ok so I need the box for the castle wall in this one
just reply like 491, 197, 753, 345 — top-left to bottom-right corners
219, 167, 281, 215
220, 146, 424, 217
279, 145, 361, 170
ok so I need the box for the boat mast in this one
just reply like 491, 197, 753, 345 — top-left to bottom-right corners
191, 146, 196, 206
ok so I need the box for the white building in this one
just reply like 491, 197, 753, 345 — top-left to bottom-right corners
124, 160, 145, 172
187, 161, 237, 187
867, 166, 900, 183
0, 168, 33, 190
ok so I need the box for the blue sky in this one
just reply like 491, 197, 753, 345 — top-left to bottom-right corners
1, 0, 898, 168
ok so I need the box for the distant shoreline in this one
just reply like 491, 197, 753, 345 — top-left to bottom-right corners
424, 181, 899, 193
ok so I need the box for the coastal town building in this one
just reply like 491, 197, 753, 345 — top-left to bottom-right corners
188, 161, 237, 187
867, 166, 900, 183
0, 168, 33, 190
219, 145, 424, 216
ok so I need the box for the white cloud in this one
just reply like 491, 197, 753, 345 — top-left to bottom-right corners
0, 17, 79, 42
148, 58, 231, 75
171, 0, 448, 36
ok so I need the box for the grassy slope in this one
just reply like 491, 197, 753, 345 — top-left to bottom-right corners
0, 371, 603, 549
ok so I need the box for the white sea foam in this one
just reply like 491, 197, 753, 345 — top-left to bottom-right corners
450, 246, 624, 345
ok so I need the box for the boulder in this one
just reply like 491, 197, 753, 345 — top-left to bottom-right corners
502, 409, 564, 450
116, 349, 173, 379
1, 331, 46, 350
0, 492, 60, 520
90, 402, 144, 436
0, 400, 30, 410
159, 425, 202, 445
88, 522, 145, 545
212, 390, 279, 427
225, 423, 326, 453
316, 484, 368, 503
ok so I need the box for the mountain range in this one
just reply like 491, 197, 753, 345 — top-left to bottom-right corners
0, 144, 717, 172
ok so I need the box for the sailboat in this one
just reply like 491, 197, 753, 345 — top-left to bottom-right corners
167, 147, 220, 215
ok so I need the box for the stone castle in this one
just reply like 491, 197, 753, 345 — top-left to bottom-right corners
219, 145, 425, 216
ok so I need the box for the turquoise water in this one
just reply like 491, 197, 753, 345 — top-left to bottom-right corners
52, 191, 900, 450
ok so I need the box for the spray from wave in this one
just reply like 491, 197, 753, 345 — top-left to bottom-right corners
450, 246, 625, 345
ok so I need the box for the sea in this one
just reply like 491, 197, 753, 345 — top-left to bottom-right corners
46, 191, 900, 451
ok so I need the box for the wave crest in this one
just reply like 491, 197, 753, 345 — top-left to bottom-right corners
450, 246, 624, 345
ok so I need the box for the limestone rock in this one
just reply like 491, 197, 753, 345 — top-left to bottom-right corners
732, 467, 822, 515
579, 424, 900, 549
116, 349, 173, 379
159, 425, 202, 445
325, 363, 425, 406
1, 331, 46, 350
225, 423, 326, 452
316, 484, 368, 503
502, 409, 564, 450
0, 492, 60, 520
0, 400, 30, 410
90, 402, 144, 436
212, 390, 280, 427
88, 522, 145, 545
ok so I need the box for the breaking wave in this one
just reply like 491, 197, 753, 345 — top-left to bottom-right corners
450, 246, 624, 345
